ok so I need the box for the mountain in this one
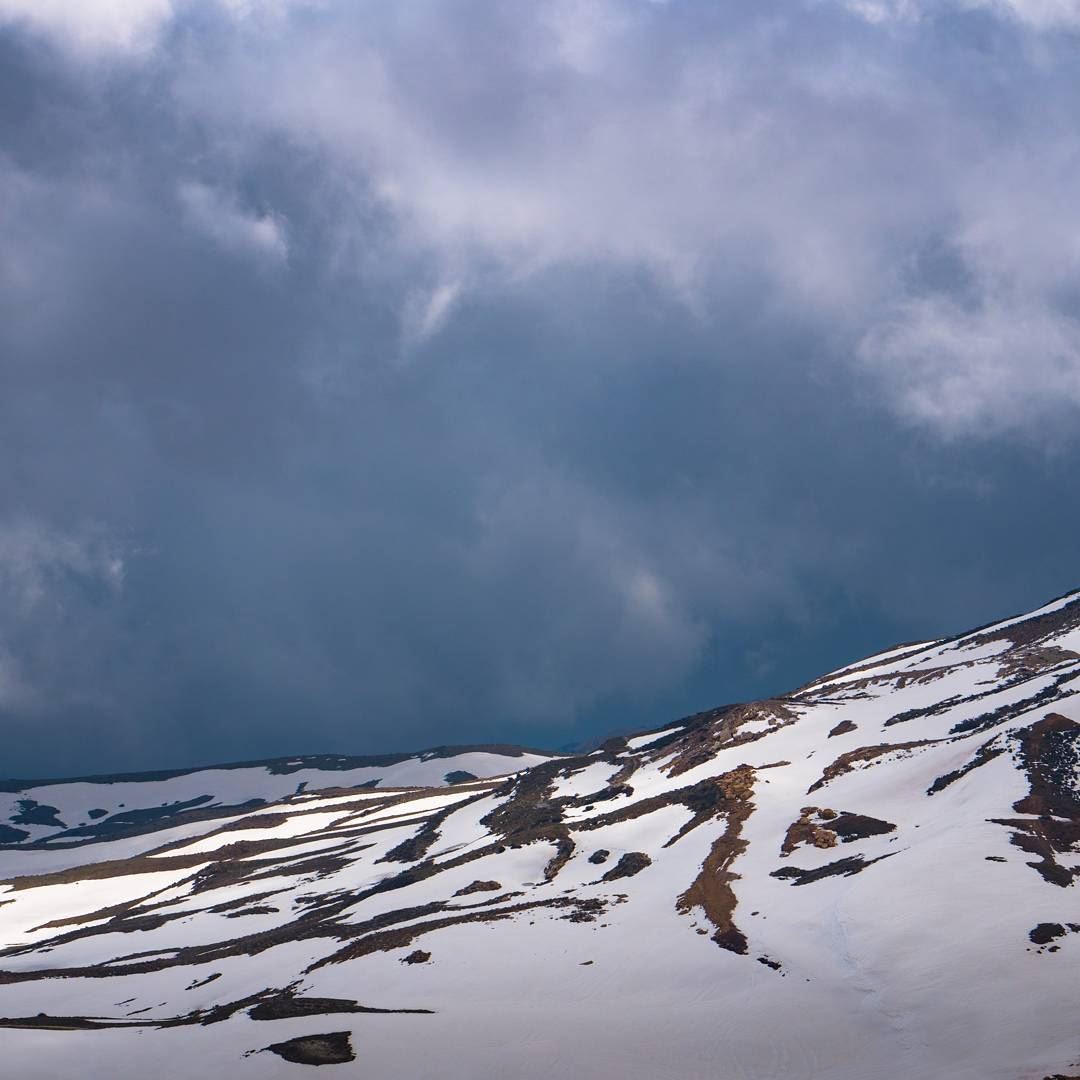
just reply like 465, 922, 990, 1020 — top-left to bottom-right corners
0, 745, 557, 849
0, 591, 1077, 1079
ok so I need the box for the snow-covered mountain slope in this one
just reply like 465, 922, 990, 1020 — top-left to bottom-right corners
0, 746, 556, 851
0, 592, 1077, 1079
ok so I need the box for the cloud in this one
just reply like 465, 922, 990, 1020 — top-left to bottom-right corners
993, 0, 1080, 27
0, 519, 123, 608
0, 0, 317, 58
401, 281, 462, 349
0, 0, 174, 57
160, 0, 1080, 441
0, 649, 33, 710
859, 293, 1080, 437
178, 181, 288, 264
839, 0, 1080, 27
0, 520, 125, 712
838, 0, 922, 23
2, 1, 1080, 775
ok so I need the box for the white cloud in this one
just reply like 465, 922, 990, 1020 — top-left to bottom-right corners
178, 181, 287, 264
0, 0, 174, 57
840, 0, 1080, 26
465, 472, 712, 722
401, 281, 462, 349
966, 0, 1080, 27
0, 519, 124, 614
0, 520, 125, 711
839, 0, 922, 23
541, 0, 636, 73
859, 294, 1080, 436
11, 0, 1080, 440
0, 649, 34, 710
0, 0, 318, 58
178, 5, 912, 318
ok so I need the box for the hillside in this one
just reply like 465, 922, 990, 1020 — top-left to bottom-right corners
0, 591, 1077, 1079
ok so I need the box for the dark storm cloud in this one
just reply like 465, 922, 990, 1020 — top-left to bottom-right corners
1, 0, 1079, 776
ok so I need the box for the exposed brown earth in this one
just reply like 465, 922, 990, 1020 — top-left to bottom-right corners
599, 853, 651, 882
968, 597, 1080, 652
1, 594, 1077, 1064
986, 712, 1080, 886
991, 816, 1080, 887
675, 766, 756, 954
807, 740, 937, 793
927, 735, 1006, 795
998, 645, 1080, 681
454, 880, 503, 896
248, 988, 432, 1020
663, 702, 796, 778
794, 642, 929, 692
1011, 713, 1080, 819
823, 813, 897, 843
780, 808, 839, 856
770, 852, 897, 886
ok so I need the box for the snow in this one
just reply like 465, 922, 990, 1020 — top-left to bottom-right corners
625, 725, 684, 749
0, 750, 554, 845
0, 593, 1077, 1078
549, 759, 620, 799
154, 810, 353, 858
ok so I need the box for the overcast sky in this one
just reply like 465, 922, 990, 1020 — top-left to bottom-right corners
1, 0, 1079, 778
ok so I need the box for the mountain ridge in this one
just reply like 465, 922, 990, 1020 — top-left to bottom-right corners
0, 589, 1077, 1079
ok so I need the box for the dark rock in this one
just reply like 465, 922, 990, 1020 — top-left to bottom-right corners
454, 880, 502, 896
600, 852, 652, 882
1029, 923, 1066, 945
444, 771, 478, 784
263, 1031, 355, 1066
823, 812, 896, 843
771, 852, 897, 886
11, 800, 65, 828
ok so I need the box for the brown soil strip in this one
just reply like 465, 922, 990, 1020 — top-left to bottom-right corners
770, 852, 897, 886
949, 669, 1080, 737
807, 741, 937, 794
663, 702, 796, 779
927, 736, 1006, 795
248, 989, 432, 1020
310, 894, 610, 971
453, 880, 502, 896
990, 817, 1080, 887
794, 642, 931, 693
823, 813, 896, 843
780, 809, 838, 856
1011, 713, 1079, 818
675, 766, 756, 954
984, 713, 1079, 886
599, 853, 651, 882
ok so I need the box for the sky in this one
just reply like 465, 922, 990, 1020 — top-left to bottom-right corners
1, 0, 1079, 779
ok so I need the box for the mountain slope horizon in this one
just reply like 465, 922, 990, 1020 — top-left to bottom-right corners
8, 585, 1077, 788
1, 587, 1077, 1079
